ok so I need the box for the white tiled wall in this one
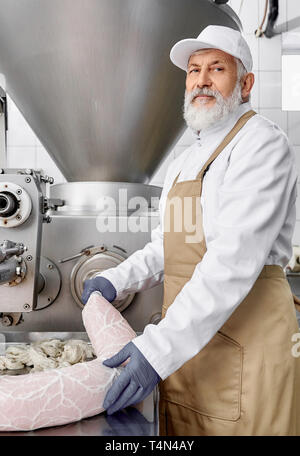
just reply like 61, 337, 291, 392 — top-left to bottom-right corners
6, 97, 66, 184
4, 0, 300, 246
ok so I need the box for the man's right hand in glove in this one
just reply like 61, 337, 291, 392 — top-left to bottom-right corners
81, 276, 117, 305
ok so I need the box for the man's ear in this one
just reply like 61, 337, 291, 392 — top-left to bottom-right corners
241, 73, 255, 102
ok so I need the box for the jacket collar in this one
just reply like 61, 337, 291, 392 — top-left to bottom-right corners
195, 101, 252, 147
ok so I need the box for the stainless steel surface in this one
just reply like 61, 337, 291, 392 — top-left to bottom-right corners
0, 86, 6, 169
36, 256, 62, 310
0, 0, 240, 183
0, 213, 163, 333
50, 182, 162, 215
0, 177, 162, 331
0, 171, 46, 313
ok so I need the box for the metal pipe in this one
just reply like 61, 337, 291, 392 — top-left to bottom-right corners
264, 0, 279, 38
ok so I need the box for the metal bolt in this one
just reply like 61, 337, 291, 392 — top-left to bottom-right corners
0, 169, 4, 174
16, 214, 22, 221
25, 177, 31, 183
16, 189, 22, 195
47, 297, 52, 303
23, 304, 30, 310
26, 255, 33, 261
2, 315, 13, 327
42, 175, 54, 184
47, 264, 53, 270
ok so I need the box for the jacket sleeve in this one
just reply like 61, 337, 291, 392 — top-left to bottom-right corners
133, 125, 298, 380
99, 222, 164, 300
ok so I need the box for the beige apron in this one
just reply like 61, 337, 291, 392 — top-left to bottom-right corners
159, 110, 300, 436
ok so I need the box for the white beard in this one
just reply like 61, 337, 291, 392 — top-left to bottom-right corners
183, 81, 243, 133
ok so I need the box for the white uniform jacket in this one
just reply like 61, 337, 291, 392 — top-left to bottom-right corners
100, 102, 298, 380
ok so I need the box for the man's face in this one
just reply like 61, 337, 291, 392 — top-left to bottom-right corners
186, 48, 238, 109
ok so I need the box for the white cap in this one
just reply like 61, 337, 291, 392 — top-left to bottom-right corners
170, 25, 253, 73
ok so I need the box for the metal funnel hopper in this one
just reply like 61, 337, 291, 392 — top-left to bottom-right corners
0, 0, 240, 182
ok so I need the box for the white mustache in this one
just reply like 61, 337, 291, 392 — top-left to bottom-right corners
193, 88, 218, 97
186, 88, 222, 105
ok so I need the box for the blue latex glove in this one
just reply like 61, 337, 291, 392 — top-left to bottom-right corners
102, 342, 161, 415
81, 276, 116, 305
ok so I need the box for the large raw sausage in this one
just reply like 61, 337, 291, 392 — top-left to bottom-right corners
0, 292, 136, 431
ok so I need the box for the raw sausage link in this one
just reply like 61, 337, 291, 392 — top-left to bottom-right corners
0, 292, 136, 431
82, 291, 136, 359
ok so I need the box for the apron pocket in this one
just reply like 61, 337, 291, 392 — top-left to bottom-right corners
161, 331, 243, 421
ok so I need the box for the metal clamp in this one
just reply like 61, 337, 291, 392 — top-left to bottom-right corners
40, 175, 55, 184
59, 245, 106, 264
43, 197, 64, 213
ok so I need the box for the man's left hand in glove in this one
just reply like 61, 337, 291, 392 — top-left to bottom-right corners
102, 342, 161, 415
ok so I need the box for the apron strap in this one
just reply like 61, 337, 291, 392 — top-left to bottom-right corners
172, 172, 180, 187
196, 109, 257, 180
170, 110, 256, 188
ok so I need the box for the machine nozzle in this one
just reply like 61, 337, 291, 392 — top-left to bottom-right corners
0, 192, 19, 217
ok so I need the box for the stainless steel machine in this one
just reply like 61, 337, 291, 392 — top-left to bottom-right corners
0, 0, 240, 435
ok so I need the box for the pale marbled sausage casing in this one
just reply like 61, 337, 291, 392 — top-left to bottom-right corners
0, 292, 136, 431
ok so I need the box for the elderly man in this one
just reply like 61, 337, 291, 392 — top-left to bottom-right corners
82, 26, 300, 436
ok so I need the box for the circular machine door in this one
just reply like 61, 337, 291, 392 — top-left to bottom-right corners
70, 246, 134, 312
